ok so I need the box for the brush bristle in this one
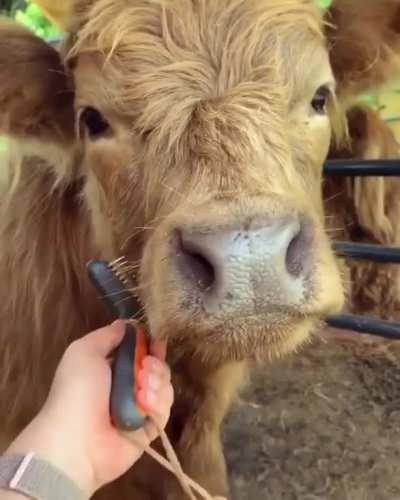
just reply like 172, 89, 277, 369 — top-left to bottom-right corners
109, 256, 132, 287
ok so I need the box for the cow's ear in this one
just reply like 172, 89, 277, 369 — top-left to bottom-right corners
0, 19, 75, 147
326, 0, 400, 98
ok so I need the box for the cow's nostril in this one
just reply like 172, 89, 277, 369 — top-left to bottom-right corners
174, 230, 216, 291
171, 214, 314, 311
285, 218, 313, 277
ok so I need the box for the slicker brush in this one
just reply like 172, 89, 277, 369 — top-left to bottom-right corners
87, 258, 148, 431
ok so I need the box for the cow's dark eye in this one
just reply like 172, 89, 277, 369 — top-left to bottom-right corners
311, 86, 330, 115
80, 107, 110, 139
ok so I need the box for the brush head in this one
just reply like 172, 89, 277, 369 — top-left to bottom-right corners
87, 259, 142, 320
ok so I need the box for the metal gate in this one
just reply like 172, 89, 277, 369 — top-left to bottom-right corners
324, 158, 400, 339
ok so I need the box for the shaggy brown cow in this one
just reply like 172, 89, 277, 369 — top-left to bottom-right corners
0, 1, 400, 499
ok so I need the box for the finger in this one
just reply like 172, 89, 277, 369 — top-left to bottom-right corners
148, 385, 174, 430
141, 356, 171, 381
77, 320, 126, 357
157, 384, 174, 420
137, 370, 157, 393
137, 363, 171, 396
149, 340, 167, 361
137, 387, 157, 413
137, 383, 174, 426
137, 369, 162, 394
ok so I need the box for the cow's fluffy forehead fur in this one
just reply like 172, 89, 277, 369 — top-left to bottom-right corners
65, 0, 338, 222
67, 0, 331, 165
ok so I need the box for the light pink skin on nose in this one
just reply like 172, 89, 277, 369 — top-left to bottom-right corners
173, 215, 314, 317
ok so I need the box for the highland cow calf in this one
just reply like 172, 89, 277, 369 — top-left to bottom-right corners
0, 1, 400, 499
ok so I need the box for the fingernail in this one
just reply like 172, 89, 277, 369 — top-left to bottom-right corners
111, 319, 125, 329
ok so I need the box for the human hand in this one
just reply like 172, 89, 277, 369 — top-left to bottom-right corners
7, 321, 173, 497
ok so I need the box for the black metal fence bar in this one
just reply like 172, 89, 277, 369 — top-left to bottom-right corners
326, 157, 400, 338
324, 159, 400, 177
327, 314, 400, 340
333, 241, 400, 264
332, 241, 400, 338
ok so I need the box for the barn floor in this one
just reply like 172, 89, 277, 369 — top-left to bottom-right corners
224, 330, 400, 500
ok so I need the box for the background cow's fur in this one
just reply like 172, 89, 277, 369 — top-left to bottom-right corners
326, 105, 400, 319
0, 1, 400, 499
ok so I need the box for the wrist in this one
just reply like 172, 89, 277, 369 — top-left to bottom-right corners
0, 452, 88, 500
6, 413, 97, 497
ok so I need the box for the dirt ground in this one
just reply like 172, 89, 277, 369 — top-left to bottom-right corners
223, 330, 400, 500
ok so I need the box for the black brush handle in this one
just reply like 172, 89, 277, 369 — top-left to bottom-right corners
327, 314, 400, 340
333, 241, 400, 264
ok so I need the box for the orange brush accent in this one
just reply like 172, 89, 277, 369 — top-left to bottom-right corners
133, 326, 149, 416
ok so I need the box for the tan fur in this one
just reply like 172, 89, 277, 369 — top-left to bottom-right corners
328, 0, 400, 100
0, 19, 74, 144
0, 1, 400, 499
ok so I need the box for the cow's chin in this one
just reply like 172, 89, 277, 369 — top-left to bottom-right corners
141, 290, 320, 365
139, 267, 334, 367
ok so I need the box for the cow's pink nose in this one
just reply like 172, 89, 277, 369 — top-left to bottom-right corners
172, 215, 313, 314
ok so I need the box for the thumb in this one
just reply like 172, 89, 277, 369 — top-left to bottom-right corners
78, 320, 126, 357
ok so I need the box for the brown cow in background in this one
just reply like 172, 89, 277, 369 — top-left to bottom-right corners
0, 1, 400, 499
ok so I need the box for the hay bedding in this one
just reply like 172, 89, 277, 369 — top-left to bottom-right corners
224, 330, 400, 500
